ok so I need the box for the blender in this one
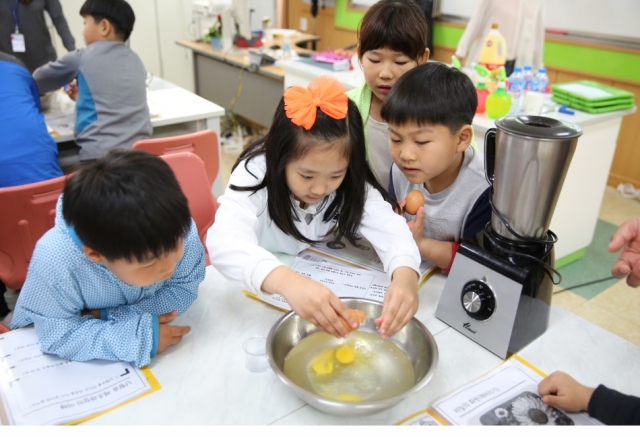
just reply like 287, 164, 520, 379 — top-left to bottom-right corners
435, 115, 582, 359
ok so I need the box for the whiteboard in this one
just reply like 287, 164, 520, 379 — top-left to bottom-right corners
439, 0, 640, 40
348, 0, 376, 6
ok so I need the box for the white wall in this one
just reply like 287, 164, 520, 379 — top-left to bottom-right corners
48, 1, 277, 93
439, 0, 640, 41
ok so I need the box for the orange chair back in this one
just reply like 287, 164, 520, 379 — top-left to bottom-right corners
0, 175, 66, 290
160, 153, 217, 265
133, 130, 220, 188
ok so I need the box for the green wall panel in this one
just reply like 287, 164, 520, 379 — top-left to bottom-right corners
432, 23, 464, 48
544, 41, 640, 83
431, 23, 640, 83
335, 0, 364, 29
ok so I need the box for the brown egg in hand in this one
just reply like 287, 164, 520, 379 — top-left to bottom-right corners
404, 190, 425, 215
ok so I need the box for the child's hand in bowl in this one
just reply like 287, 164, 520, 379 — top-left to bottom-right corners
375, 266, 419, 339
263, 267, 357, 338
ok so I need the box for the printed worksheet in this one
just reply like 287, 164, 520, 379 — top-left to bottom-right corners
305, 234, 436, 283
398, 356, 601, 426
244, 252, 391, 311
0, 328, 154, 425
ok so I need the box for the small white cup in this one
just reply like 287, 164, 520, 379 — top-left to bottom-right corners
243, 336, 269, 372
524, 91, 544, 115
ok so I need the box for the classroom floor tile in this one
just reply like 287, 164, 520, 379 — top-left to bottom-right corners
551, 289, 586, 311
572, 300, 619, 332
588, 279, 640, 323
572, 297, 640, 346
556, 219, 621, 300
598, 185, 640, 226
597, 316, 640, 347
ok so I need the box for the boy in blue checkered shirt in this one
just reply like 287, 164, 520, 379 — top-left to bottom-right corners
12, 150, 206, 367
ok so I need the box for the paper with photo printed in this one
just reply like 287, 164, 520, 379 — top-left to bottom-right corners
428, 357, 601, 426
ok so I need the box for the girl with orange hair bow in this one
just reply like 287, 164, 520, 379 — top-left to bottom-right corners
207, 76, 421, 339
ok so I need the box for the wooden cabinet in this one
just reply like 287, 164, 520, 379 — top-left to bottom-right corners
286, 1, 358, 51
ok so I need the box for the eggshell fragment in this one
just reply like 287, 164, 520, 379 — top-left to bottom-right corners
339, 309, 367, 332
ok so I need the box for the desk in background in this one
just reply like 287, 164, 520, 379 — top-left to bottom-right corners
176, 33, 319, 128
44, 76, 226, 196
79, 261, 640, 425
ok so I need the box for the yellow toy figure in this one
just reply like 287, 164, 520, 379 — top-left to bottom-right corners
478, 23, 507, 91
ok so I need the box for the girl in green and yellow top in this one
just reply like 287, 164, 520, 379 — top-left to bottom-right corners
347, 0, 429, 190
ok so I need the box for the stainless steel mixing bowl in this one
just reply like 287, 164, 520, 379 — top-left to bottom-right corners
266, 298, 439, 416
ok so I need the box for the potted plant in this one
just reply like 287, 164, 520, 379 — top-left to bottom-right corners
204, 15, 223, 50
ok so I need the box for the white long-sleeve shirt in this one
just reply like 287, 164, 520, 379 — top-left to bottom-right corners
207, 154, 421, 297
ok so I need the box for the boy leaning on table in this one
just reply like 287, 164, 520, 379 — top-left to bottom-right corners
11, 150, 206, 368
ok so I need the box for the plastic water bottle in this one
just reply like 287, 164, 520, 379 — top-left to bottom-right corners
507, 67, 523, 115
282, 34, 292, 60
523, 66, 534, 92
485, 67, 512, 119
535, 67, 549, 93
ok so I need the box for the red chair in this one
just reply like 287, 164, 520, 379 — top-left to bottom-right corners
0, 175, 66, 290
160, 153, 217, 265
133, 130, 220, 188
0, 322, 8, 334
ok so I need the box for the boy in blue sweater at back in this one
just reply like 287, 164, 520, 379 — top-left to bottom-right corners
0, 51, 62, 187
33, 0, 151, 161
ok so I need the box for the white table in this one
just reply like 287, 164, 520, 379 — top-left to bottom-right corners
80, 263, 640, 426
279, 58, 364, 92
43, 76, 226, 196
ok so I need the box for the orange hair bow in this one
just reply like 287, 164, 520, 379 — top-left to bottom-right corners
284, 75, 348, 130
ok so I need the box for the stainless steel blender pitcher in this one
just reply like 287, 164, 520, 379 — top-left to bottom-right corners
485, 116, 582, 241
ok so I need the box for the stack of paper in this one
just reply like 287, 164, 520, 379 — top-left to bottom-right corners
551, 81, 634, 114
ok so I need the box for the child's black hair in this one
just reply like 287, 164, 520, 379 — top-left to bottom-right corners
62, 149, 191, 262
80, 0, 135, 41
231, 98, 394, 246
380, 62, 477, 134
357, 0, 429, 62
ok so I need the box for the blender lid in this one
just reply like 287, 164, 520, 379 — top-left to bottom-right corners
495, 116, 583, 139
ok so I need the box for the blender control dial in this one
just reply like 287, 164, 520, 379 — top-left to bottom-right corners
461, 280, 496, 321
